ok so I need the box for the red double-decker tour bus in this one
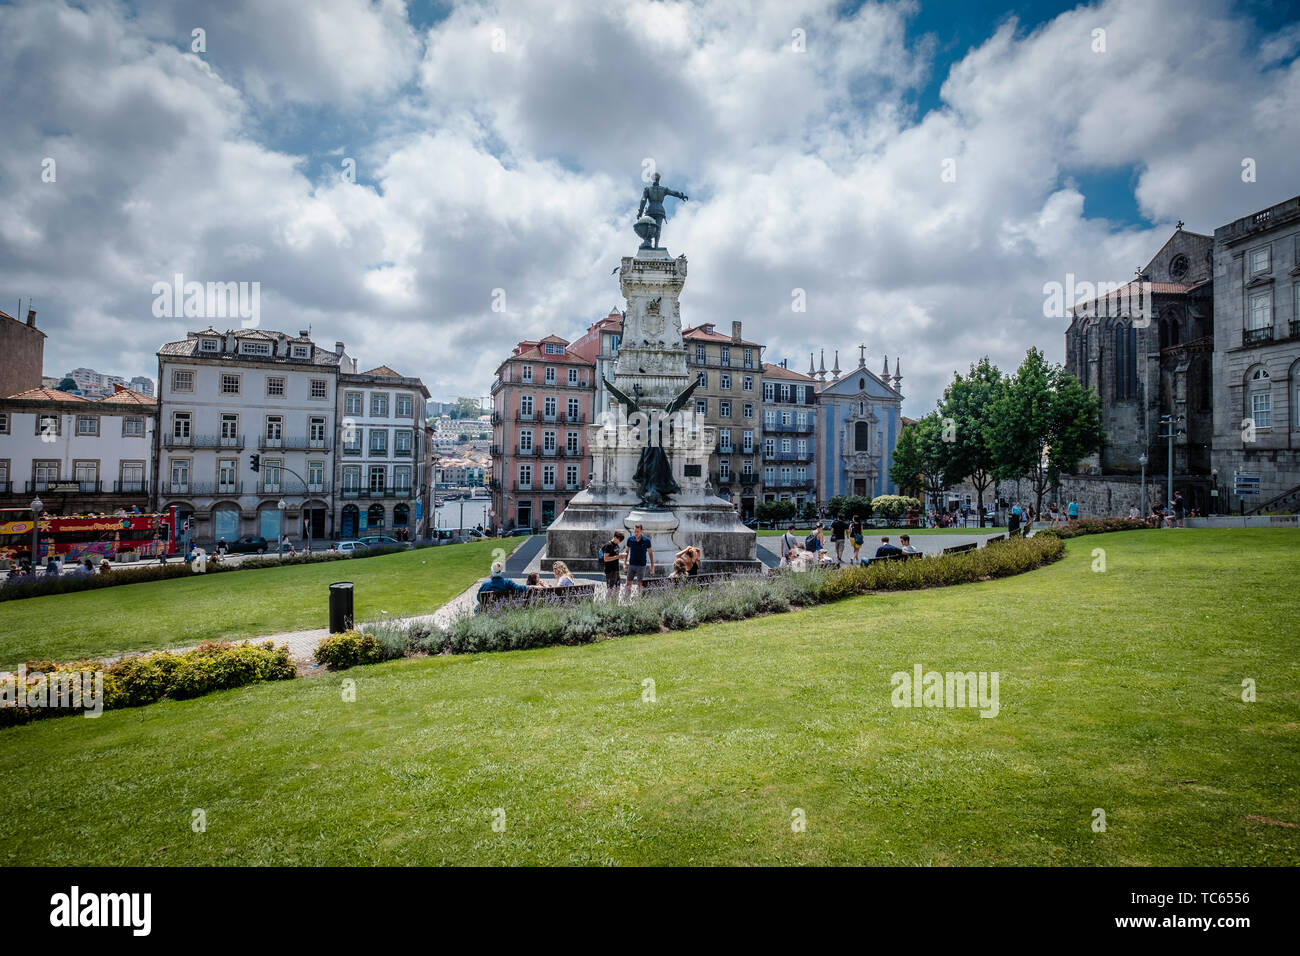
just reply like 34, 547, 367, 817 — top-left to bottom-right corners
0, 506, 180, 564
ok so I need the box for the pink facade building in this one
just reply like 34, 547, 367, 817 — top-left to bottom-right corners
489, 335, 595, 531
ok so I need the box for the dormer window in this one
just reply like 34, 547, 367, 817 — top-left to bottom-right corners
241, 341, 271, 356
292, 345, 309, 359
200, 338, 219, 352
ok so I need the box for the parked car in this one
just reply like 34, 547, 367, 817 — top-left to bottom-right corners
332, 540, 369, 554
506, 527, 534, 537
356, 534, 412, 550
227, 535, 269, 554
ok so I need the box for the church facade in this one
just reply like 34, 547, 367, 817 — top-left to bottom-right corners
808, 348, 905, 501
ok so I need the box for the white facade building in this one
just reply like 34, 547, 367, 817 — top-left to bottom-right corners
0, 385, 155, 513
335, 365, 430, 540
156, 328, 343, 545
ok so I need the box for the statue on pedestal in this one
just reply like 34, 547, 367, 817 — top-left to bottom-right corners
635, 173, 688, 249
603, 375, 700, 508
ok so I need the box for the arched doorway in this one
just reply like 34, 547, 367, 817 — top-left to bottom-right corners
212, 502, 240, 544
393, 502, 410, 540
341, 504, 359, 539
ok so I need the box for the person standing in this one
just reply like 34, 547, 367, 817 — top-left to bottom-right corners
623, 524, 654, 595
849, 515, 864, 564
1008, 503, 1022, 537
1067, 499, 1079, 522
1173, 492, 1186, 528
779, 523, 799, 567
830, 515, 848, 565
601, 530, 625, 595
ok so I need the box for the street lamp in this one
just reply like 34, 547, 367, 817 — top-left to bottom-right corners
29, 496, 43, 568
1139, 454, 1148, 518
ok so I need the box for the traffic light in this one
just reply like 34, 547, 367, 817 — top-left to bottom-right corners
250, 453, 260, 472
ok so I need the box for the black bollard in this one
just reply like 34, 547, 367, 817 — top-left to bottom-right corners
329, 581, 354, 633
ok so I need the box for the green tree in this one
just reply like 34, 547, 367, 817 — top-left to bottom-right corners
891, 413, 949, 510
938, 357, 1006, 527
756, 500, 796, 525
56, 377, 77, 392
986, 348, 1103, 514
449, 397, 481, 419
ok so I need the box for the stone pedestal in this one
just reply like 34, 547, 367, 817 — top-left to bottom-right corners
543, 244, 760, 573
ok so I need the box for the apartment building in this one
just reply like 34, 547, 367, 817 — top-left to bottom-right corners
760, 362, 818, 509
683, 321, 764, 519
0, 384, 155, 514
568, 310, 625, 422
489, 334, 594, 531
336, 365, 431, 540
156, 328, 343, 545
1212, 194, 1300, 508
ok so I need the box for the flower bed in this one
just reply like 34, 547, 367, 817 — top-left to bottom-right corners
394, 534, 1066, 658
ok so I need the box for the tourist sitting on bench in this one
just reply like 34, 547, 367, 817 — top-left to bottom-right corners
866, 536, 903, 564
899, 534, 920, 555
675, 546, 702, 576
551, 561, 577, 587
477, 561, 527, 601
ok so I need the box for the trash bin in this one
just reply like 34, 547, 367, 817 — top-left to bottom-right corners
329, 582, 354, 634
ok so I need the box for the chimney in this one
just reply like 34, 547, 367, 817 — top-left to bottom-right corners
299, 330, 310, 338
335, 341, 345, 355
731, 320, 742, 343
26, 309, 36, 328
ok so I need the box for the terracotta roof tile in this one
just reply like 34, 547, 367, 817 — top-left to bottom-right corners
6, 387, 93, 402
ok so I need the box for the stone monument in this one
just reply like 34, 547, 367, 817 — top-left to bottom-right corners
541, 177, 760, 573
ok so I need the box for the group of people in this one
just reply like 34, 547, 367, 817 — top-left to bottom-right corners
778, 520, 920, 568
5, 555, 114, 581
477, 523, 706, 605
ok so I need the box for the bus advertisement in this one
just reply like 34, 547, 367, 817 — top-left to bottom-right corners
0, 507, 179, 565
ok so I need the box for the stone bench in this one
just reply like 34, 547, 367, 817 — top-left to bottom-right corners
941, 542, 979, 555
862, 551, 921, 565
984, 534, 1007, 544
477, 582, 597, 610
633, 571, 737, 593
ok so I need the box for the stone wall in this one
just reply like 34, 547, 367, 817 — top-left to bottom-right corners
0, 311, 44, 398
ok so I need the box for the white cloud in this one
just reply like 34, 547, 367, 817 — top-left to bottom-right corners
0, 0, 1296, 414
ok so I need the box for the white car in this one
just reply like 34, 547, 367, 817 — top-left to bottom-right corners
333, 541, 369, 554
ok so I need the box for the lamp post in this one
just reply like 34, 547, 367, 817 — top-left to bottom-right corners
277, 498, 287, 559
30, 496, 43, 568
1139, 454, 1147, 518
1158, 413, 1186, 511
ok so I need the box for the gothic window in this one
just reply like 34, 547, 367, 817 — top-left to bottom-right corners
1113, 324, 1138, 400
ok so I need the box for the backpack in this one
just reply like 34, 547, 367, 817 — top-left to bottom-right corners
804, 532, 818, 550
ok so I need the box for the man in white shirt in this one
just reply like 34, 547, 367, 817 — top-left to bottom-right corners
779, 523, 800, 566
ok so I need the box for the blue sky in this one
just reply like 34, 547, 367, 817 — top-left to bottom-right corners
2, 0, 1298, 412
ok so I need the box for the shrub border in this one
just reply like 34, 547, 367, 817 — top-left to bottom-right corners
318, 535, 1066, 667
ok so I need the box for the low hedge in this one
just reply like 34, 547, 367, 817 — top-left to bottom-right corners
1033, 517, 1150, 539
410, 534, 1064, 657
1, 640, 296, 728
0, 543, 429, 604
313, 625, 408, 670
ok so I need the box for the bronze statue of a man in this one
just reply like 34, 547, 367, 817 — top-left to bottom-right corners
636, 172, 688, 249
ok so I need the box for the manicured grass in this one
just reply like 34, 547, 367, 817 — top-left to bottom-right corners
0, 540, 503, 666
0, 529, 1296, 866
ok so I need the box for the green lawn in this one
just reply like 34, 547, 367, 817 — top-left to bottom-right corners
1, 529, 1296, 866
0, 539, 503, 666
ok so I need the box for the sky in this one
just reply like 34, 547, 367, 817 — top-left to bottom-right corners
1, 0, 1298, 415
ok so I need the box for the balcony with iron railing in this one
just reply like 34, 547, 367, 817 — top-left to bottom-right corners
763, 420, 815, 433
20, 479, 108, 494
339, 485, 411, 500
258, 435, 333, 451
765, 449, 814, 462
764, 477, 816, 489
1243, 326, 1274, 347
